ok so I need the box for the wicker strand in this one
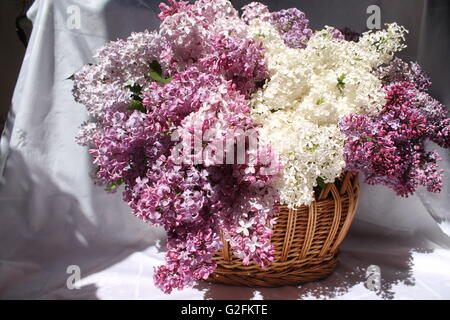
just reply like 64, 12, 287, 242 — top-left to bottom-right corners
331, 175, 359, 252
221, 232, 231, 262
299, 202, 317, 259
318, 185, 342, 257
280, 207, 298, 261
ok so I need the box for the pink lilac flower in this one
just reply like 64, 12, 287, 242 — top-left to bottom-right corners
73, 1, 280, 294
199, 35, 269, 96
241, 2, 271, 23
158, 0, 190, 20
158, 0, 247, 71
102, 67, 280, 294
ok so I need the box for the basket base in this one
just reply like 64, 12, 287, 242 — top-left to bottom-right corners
206, 254, 339, 287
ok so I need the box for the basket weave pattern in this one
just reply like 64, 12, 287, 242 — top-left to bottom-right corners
208, 172, 360, 287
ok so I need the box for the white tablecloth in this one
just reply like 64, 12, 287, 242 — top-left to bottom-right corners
0, 0, 449, 300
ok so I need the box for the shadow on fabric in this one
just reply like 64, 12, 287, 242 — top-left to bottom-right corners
0, 150, 162, 299
194, 221, 435, 300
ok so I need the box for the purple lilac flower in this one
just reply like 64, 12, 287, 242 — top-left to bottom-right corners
376, 58, 448, 148
377, 57, 432, 91
340, 81, 446, 196
330, 28, 345, 41
339, 27, 361, 42
270, 8, 313, 49
415, 91, 450, 148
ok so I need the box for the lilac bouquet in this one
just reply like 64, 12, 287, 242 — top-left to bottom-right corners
72, 0, 449, 293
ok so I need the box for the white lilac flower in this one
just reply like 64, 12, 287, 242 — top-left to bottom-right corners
248, 20, 408, 207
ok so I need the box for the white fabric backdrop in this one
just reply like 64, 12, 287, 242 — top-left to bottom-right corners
0, 0, 449, 300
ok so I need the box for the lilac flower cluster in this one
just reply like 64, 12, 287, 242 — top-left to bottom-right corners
200, 35, 269, 96
135, 69, 280, 293
158, 0, 189, 20
242, 3, 314, 49
158, 0, 248, 71
376, 58, 449, 148
73, 0, 283, 294
242, 2, 271, 23
341, 80, 448, 196
415, 91, 450, 148
377, 57, 432, 92
270, 8, 313, 48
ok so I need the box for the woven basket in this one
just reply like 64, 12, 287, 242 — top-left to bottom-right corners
207, 171, 360, 287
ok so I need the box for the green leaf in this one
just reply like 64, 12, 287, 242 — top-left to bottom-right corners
306, 143, 319, 152
149, 60, 163, 76
337, 73, 346, 81
148, 71, 172, 84
124, 81, 144, 114
315, 97, 325, 105
316, 176, 326, 189
105, 179, 124, 191
131, 94, 143, 102
128, 100, 146, 113
337, 73, 346, 92
67, 74, 75, 80
125, 82, 142, 95
146, 60, 172, 84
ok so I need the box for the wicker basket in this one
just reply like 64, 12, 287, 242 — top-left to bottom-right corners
207, 171, 360, 287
